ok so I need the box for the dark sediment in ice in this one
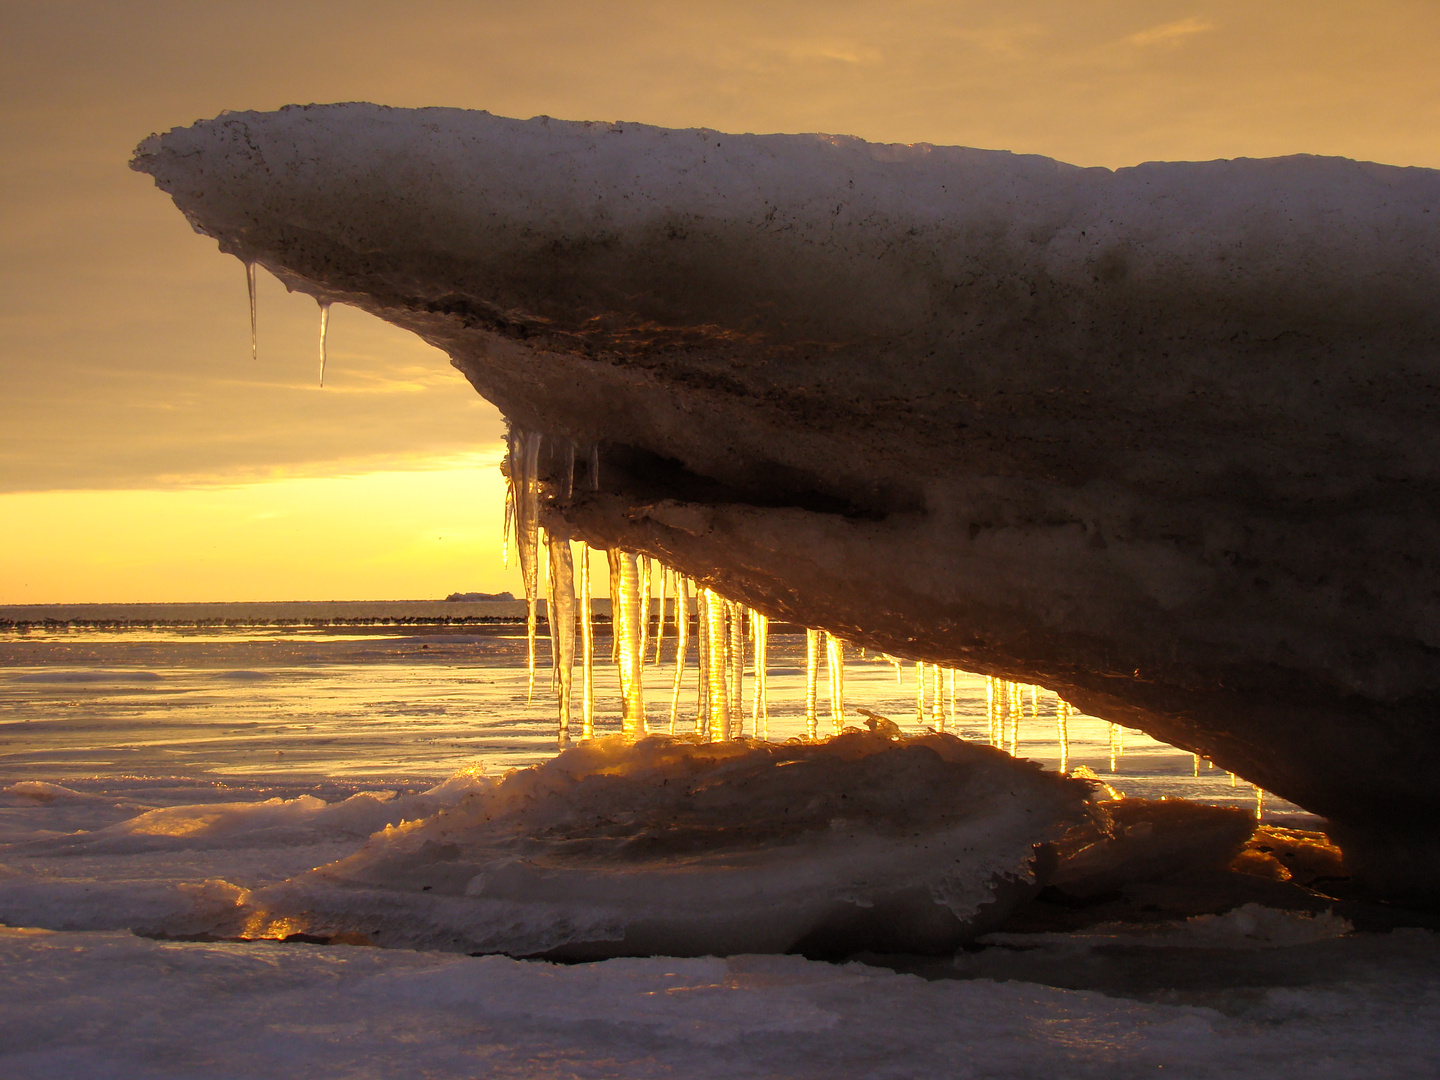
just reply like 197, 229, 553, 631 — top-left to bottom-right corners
132, 105, 1440, 897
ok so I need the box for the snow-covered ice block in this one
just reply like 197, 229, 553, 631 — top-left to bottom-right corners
248, 731, 1091, 957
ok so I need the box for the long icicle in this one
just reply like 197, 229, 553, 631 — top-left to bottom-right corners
986, 677, 998, 746
579, 544, 594, 739
507, 428, 543, 704
1056, 698, 1070, 774
704, 589, 731, 741
750, 609, 769, 740
826, 632, 844, 734
1008, 682, 1021, 755
245, 260, 258, 361
696, 586, 710, 734
728, 601, 744, 739
609, 550, 645, 736
637, 556, 652, 671
546, 535, 576, 743
669, 574, 689, 733
914, 661, 926, 727
942, 668, 955, 733
653, 567, 668, 664
317, 300, 331, 387
804, 628, 821, 740
931, 664, 944, 729
501, 484, 513, 569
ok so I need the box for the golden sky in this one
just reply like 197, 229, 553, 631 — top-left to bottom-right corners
2, 0, 1437, 602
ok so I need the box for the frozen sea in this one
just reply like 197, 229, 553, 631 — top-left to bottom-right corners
2, 602, 1437, 1078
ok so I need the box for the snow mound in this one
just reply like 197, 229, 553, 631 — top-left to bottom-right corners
245, 731, 1091, 958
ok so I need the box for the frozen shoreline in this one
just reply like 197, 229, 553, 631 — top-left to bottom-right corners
5, 924, 1439, 1079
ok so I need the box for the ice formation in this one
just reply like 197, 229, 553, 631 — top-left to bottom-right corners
131, 104, 1440, 895
233, 731, 1089, 957
316, 300, 330, 387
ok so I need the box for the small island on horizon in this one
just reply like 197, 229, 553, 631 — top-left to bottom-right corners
444, 590, 516, 602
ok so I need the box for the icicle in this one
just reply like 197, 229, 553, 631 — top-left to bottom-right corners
653, 567, 668, 664
750, 609, 769, 740
1029, 683, 1039, 718
579, 545, 595, 739
1193, 753, 1201, 778
588, 443, 600, 491
883, 654, 904, 684
914, 662, 926, 727
501, 484, 513, 570
804, 629, 821, 740
609, 550, 645, 736
245, 260, 258, 361
986, 677, 998, 746
1109, 723, 1121, 772
317, 300, 331, 387
696, 587, 711, 732
1008, 682, 1020, 755
826, 632, 845, 734
728, 601, 744, 738
505, 429, 544, 703
943, 668, 956, 733
608, 550, 621, 667
1056, 699, 1070, 775
931, 664, 944, 728
703, 589, 730, 740
564, 442, 576, 500
669, 574, 690, 733
546, 535, 575, 743
637, 556, 652, 670
1254, 786, 1266, 820
1229, 770, 1239, 787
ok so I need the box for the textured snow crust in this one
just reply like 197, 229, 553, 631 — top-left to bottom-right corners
5, 925, 1440, 1080
251, 731, 1090, 957
0, 735, 1088, 955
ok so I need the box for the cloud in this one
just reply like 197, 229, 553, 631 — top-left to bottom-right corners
1124, 16, 1216, 48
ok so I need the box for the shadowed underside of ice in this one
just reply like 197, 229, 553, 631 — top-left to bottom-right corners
131, 105, 1440, 895
240, 732, 1088, 957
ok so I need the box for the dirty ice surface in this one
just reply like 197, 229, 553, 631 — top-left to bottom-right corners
3, 611, 1438, 1078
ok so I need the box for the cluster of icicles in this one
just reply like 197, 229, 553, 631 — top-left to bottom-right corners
502, 427, 1088, 760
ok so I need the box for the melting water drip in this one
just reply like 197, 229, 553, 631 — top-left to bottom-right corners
317, 300, 331, 387
245, 261, 258, 361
